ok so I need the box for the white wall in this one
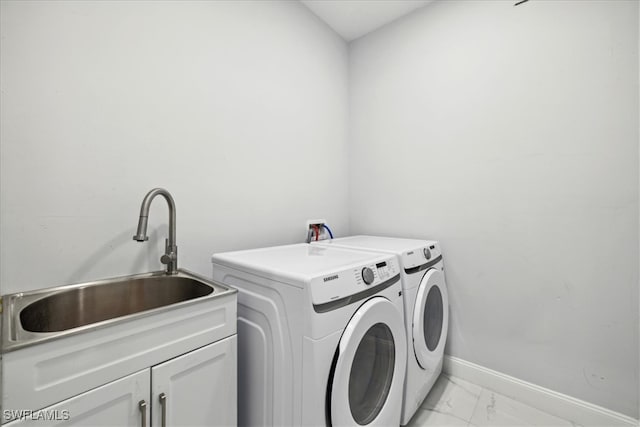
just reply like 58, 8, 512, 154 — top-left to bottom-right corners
0, 0, 349, 295
349, 0, 639, 418
2, 0, 638, 419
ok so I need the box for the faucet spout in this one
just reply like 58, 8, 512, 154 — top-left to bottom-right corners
133, 216, 149, 242
133, 188, 178, 275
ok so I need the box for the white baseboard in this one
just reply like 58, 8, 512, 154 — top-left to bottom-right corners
443, 355, 638, 427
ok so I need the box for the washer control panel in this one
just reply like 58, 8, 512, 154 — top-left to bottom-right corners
361, 267, 375, 285
310, 255, 399, 306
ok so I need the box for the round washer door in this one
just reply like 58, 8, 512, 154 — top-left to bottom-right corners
330, 297, 407, 426
412, 269, 449, 370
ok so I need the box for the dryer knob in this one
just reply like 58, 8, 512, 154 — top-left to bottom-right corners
361, 267, 375, 285
423, 248, 432, 260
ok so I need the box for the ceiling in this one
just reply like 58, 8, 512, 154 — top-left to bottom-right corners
301, 0, 433, 42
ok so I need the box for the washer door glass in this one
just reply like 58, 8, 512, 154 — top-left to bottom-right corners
412, 268, 448, 369
348, 323, 395, 425
329, 297, 407, 427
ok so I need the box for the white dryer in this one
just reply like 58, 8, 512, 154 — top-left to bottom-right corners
211, 243, 407, 426
316, 236, 449, 425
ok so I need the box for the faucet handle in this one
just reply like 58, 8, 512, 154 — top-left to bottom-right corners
161, 239, 177, 266
160, 253, 176, 264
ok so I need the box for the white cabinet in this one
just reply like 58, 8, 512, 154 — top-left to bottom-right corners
4, 337, 236, 427
4, 369, 150, 426
152, 336, 237, 427
3, 284, 237, 422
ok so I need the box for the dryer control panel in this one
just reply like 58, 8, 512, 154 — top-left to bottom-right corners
401, 241, 441, 270
310, 255, 400, 308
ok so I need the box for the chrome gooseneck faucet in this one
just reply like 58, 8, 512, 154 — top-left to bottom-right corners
133, 188, 178, 275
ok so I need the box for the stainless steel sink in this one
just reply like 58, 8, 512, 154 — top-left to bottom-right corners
20, 276, 213, 333
2, 269, 235, 352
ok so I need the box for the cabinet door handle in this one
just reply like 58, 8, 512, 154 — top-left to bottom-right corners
159, 392, 167, 427
138, 400, 147, 427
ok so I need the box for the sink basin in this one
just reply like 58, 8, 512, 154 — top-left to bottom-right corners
2, 269, 234, 352
20, 276, 213, 333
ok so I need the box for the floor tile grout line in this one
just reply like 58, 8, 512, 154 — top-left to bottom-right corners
446, 374, 485, 398
466, 386, 485, 425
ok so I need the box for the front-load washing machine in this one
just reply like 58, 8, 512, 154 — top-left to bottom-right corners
316, 236, 449, 425
211, 243, 407, 426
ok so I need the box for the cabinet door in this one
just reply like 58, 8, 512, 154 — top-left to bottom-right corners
4, 369, 149, 427
151, 336, 237, 427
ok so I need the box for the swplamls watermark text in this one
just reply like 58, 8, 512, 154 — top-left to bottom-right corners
4, 409, 71, 421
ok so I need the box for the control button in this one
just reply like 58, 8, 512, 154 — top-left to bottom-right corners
361, 267, 374, 285
423, 248, 432, 260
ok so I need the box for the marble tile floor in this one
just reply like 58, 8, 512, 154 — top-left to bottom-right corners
406, 374, 581, 427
